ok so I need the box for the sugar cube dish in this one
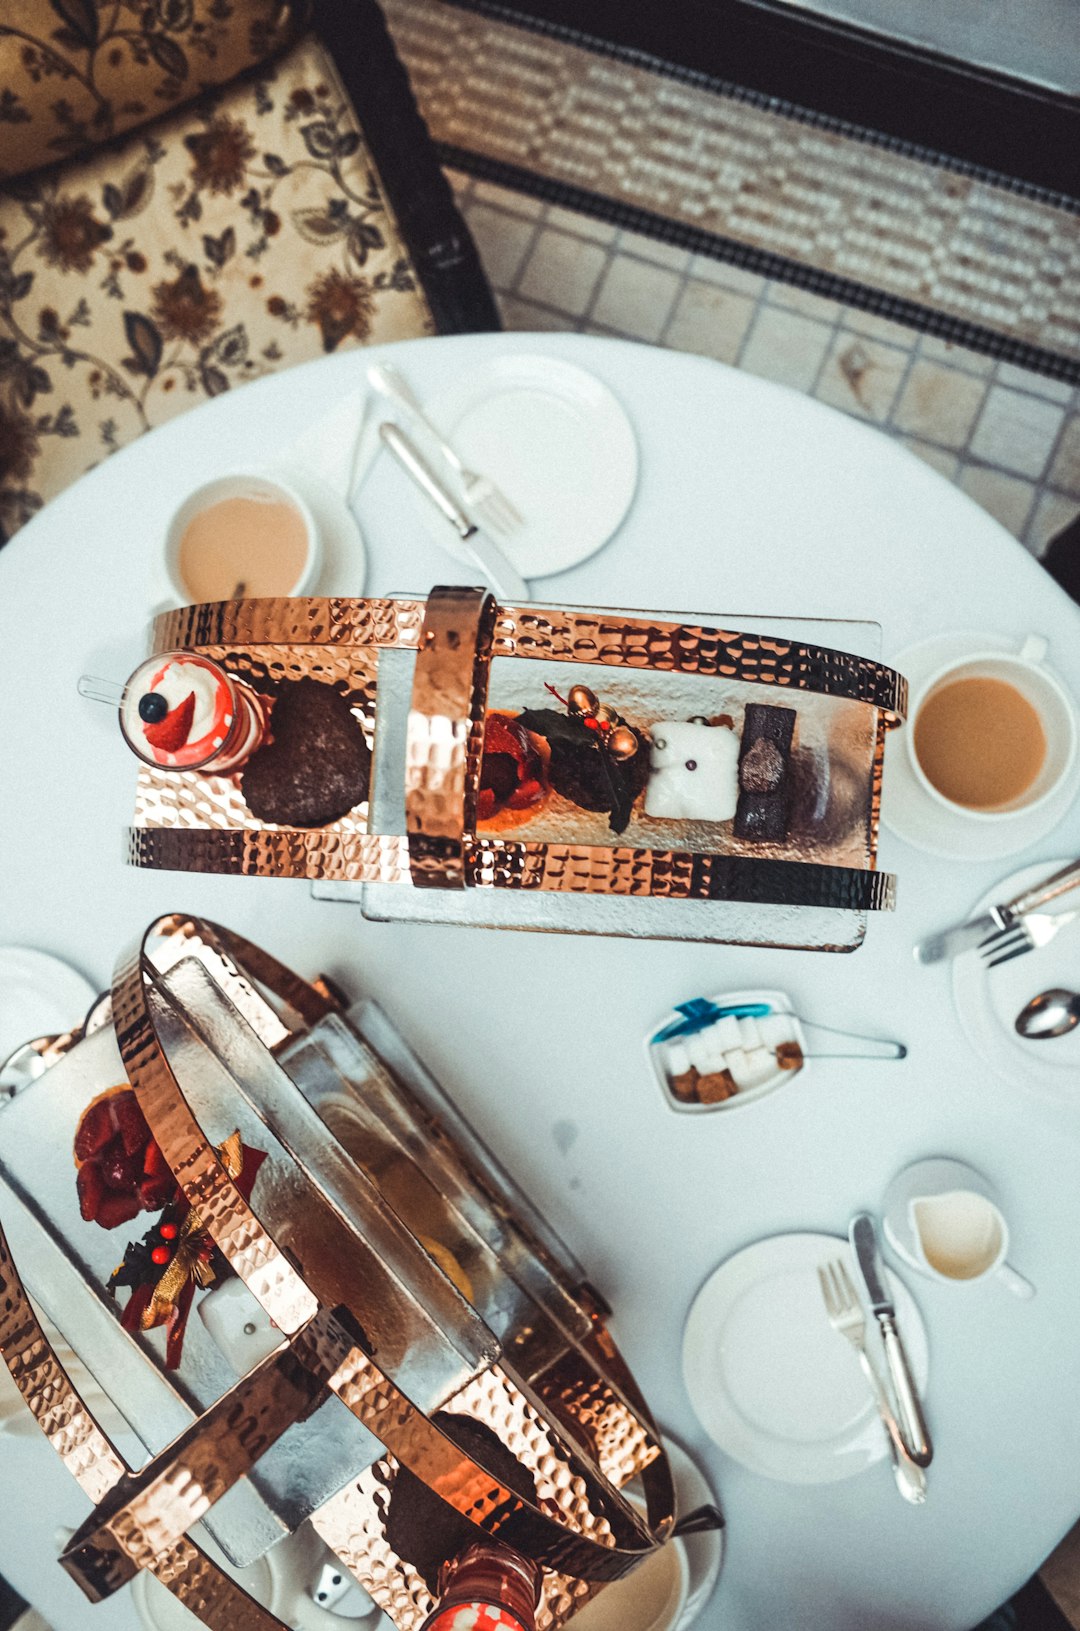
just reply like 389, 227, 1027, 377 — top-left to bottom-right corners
647, 989, 806, 1113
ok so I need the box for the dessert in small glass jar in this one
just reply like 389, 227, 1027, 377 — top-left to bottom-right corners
119, 651, 269, 775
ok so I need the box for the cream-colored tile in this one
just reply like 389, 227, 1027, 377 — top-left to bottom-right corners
901, 439, 961, 481
957, 464, 1036, 538
469, 179, 545, 216
688, 254, 767, 299
815, 333, 909, 423
917, 334, 996, 376
841, 309, 920, 350
464, 202, 538, 291
995, 361, 1074, 405
1049, 413, 1080, 496
590, 255, 684, 341
969, 386, 1065, 479
765, 281, 842, 324
615, 229, 691, 272
663, 280, 756, 363
738, 306, 834, 393
517, 229, 609, 315
891, 361, 988, 449
497, 293, 578, 333
544, 205, 619, 244
1026, 489, 1080, 555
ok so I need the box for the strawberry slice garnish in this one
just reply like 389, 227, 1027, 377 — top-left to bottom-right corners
74, 1096, 115, 1162
76, 1159, 106, 1223
96, 1190, 142, 1230
138, 1172, 176, 1211
144, 691, 195, 753
113, 1089, 149, 1156
142, 1137, 170, 1179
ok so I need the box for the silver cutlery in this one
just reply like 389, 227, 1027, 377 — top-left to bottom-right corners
849, 1213, 932, 1467
1015, 987, 1080, 1040
978, 904, 1080, 968
378, 422, 528, 603
818, 1260, 927, 1506
368, 362, 523, 537
914, 857, 1080, 965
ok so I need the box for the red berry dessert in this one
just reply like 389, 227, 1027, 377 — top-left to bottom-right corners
477, 713, 549, 825
74, 1086, 177, 1229
120, 650, 268, 775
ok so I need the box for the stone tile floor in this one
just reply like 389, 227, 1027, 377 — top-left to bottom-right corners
449, 170, 1080, 560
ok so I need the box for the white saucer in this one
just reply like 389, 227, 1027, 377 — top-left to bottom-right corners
682, 1231, 928, 1485
0, 947, 96, 1065
571, 1434, 722, 1631
267, 462, 368, 597
882, 632, 1080, 861
953, 857, 1080, 1101
412, 354, 638, 578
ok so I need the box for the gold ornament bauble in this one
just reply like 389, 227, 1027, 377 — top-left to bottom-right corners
608, 726, 639, 761
567, 684, 599, 716
594, 703, 619, 726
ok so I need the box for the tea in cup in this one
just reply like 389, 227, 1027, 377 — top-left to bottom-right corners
166, 472, 321, 603
907, 636, 1075, 821
883, 1157, 1034, 1299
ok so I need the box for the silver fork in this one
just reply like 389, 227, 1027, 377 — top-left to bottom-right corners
978, 905, 1080, 969
818, 1260, 927, 1506
367, 363, 523, 537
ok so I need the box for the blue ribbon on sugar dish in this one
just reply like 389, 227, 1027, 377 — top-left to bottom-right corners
651, 998, 772, 1044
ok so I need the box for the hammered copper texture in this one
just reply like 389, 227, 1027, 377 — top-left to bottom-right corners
60, 1342, 327, 1598
405, 586, 495, 888
0, 1205, 293, 1628
110, 921, 675, 1590
489, 608, 908, 720
129, 593, 903, 917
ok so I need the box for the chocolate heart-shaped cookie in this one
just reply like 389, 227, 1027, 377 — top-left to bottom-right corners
241, 678, 371, 827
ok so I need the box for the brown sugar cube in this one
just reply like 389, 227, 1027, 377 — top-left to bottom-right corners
775, 1042, 804, 1071
669, 1067, 700, 1102
696, 1069, 737, 1104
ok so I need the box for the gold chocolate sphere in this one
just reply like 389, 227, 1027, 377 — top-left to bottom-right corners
608, 725, 639, 760
595, 703, 619, 726
567, 684, 599, 716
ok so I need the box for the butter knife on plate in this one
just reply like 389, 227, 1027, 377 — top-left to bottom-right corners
379, 421, 528, 603
913, 857, 1080, 964
849, 1213, 933, 1468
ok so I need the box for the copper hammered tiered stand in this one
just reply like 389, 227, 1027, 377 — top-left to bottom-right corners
0, 915, 685, 1629
127, 589, 907, 921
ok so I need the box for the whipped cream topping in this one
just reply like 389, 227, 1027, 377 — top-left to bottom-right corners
147, 658, 226, 747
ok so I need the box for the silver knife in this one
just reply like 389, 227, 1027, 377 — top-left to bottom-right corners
913, 857, 1080, 964
849, 1213, 933, 1468
379, 421, 528, 603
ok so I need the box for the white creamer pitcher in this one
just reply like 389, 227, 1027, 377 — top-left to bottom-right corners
883, 1158, 1034, 1299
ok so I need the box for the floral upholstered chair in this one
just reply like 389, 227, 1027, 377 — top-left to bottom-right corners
0, 0, 498, 542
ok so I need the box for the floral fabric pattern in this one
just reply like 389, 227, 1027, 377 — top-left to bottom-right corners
0, 0, 306, 180
0, 33, 435, 541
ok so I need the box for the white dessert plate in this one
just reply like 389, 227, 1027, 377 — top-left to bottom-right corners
411, 354, 639, 578
882, 632, 1080, 861
953, 857, 1080, 1101
0, 947, 96, 1067
682, 1231, 928, 1485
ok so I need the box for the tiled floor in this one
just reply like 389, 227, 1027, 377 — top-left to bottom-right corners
449, 170, 1080, 557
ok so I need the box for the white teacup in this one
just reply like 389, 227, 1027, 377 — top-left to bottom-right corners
883, 1157, 1034, 1299
165, 471, 322, 605
906, 635, 1076, 822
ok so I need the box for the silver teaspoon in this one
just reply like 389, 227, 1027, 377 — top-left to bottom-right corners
1015, 988, 1080, 1040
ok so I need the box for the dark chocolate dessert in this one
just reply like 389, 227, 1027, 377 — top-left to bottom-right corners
241, 678, 370, 827
734, 702, 796, 842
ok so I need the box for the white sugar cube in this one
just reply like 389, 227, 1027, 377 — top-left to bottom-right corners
737, 1016, 761, 1050
740, 1047, 782, 1090
710, 1015, 743, 1052
665, 1042, 692, 1076
688, 1029, 728, 1073
760, 1013, 796, 1048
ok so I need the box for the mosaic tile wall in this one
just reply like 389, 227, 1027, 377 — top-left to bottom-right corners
383, 0, 1080, 557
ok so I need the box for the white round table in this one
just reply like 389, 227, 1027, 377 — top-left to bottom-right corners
2, 333, 1080, 1631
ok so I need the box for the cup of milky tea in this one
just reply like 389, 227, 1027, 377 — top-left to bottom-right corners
165, 472, 321, 603
907, 635, 1076, 821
